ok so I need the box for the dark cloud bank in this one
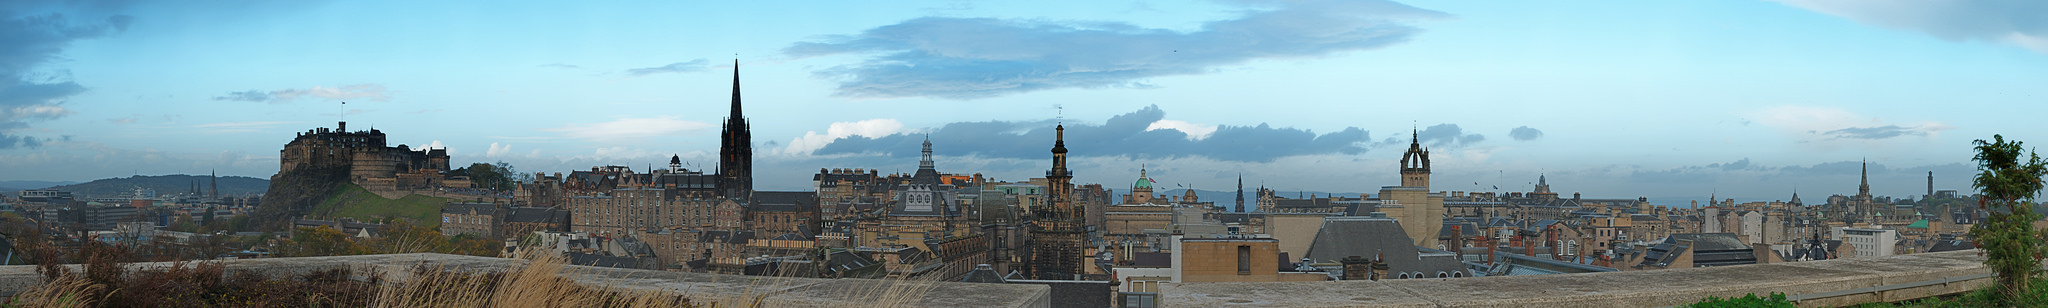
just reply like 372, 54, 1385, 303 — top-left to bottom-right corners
785, 0, 1448, 99
809, 105, 1371, 163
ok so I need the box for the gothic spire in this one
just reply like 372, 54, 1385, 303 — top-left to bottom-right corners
1858, 158, 1870, 196
730, 59, 742, 120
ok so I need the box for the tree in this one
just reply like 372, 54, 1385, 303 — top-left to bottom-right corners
451, 162, 517, 191
1969, 134, 2048, 302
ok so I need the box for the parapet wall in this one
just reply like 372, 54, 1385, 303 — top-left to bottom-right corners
1166, 250, 1992, 307
0, 254, 1050, 308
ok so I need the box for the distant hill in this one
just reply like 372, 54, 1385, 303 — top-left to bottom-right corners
40, 174, 269, 199
0, 180, 77, 190
0, 180, 78, 196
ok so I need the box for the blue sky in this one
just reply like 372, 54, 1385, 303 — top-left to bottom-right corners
2, 0, 2044, 205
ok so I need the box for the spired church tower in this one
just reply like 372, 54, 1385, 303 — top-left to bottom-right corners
718, 60, 754, 198
1029, 124, 1085, 280
1381, 129, 1445, 247
1400, 129, 1431, 187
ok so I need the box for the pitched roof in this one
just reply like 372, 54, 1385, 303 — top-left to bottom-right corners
1303, 217, 1467, 275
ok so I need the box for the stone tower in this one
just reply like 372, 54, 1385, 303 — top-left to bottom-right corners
1380, 129, 1444, 247
1029, 124, 1084, 280
1399, 129, 1431, 187
718, 60, 753, 198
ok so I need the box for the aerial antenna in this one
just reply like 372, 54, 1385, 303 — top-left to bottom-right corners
340, 101, 346, 125
1055, 104, 1064, 124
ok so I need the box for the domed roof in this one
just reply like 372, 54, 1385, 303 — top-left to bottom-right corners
1134, 177, 1153, 189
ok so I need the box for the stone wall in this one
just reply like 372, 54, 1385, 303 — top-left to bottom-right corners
1165, 250, 1992, 307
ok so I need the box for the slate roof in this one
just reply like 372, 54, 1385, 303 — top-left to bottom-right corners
1637, 233, 1756, 268
751, 191, 818, 212
504, 207, 566, 224
960, 264, 1007, 283
441, 202, 497, 215
567, 252, 640, 269
654, 173, 719, 190
1303, 217, 1468, 276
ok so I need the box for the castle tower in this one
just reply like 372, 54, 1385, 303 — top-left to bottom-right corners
1926, 171, 1933, 199
1235, 174, 1245, 213
1029, 124, 1084, 280
1399, 129, 1430, 187
718, 60, 754, 198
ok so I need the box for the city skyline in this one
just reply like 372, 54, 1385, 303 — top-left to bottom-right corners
2, 0, 2044, 203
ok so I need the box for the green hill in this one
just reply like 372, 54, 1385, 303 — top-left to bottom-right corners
307, 184, 455, 229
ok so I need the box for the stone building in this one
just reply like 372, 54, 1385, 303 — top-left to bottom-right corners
814, 168, 886, 219
748, 191, 820, 236
440, 202, 501, 238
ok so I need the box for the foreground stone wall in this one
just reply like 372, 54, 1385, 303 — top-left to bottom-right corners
0, 253, 1050, 308
1165, 250, 1991, 307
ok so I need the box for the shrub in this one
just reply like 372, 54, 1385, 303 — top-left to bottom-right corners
1690, 292, 1794, 308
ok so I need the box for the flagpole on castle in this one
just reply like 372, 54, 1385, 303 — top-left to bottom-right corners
341, 101, 347, 124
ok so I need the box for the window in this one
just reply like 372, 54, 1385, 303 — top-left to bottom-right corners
1237, 245, 1252, 275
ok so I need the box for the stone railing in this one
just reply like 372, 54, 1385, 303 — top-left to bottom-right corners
1165, 250, 1992, 307
0, 253, 1050, 307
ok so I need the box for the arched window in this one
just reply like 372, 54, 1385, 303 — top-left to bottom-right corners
1397, 273, 1409, 279
1437, 271, 1448, 278
1451, 271, 1465, 278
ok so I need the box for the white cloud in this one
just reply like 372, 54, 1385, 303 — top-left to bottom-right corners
781, 119, 907, 155
544, 116, 714, 144
1145, 119, 1218, 140
487, 142, 513, 158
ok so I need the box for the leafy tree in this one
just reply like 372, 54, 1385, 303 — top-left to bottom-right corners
450, 162, 517, 191
1969, 134, 2048, 303
284, 226, 373, 257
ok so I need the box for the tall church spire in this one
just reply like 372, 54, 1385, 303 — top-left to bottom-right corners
718, 59, 753, 197
730, 59, 743, 120
1858, 159, 1870, 197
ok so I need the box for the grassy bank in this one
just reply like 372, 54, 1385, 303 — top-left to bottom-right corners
308, 184, 455, 229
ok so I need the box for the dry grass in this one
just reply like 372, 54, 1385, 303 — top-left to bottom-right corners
5, 276, 104, 308
6, 249, 948, 308
373, 252, 692, 308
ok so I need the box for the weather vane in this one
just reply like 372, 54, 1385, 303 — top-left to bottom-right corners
1055, 104, 1064, 124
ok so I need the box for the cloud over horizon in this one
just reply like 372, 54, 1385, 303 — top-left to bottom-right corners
1775, 0, 2048, 53
786, 0, 1448, 99
1, 3, 134, 148
213, 84, 393, 104
625, 59, 711, 76
798, 105, 1372, 162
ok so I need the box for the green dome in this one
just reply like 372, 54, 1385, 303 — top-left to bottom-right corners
1134, 177, 1153, 189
